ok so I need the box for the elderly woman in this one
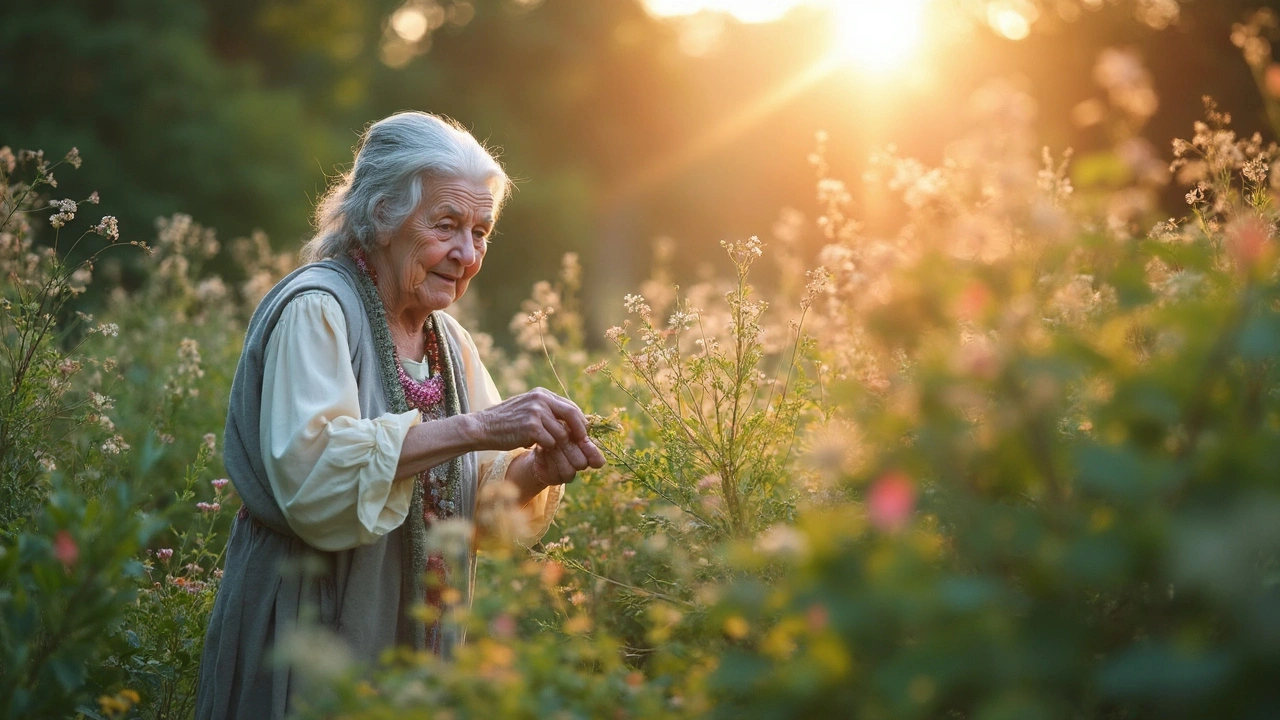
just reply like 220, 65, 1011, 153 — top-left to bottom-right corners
195, 112, 604, 719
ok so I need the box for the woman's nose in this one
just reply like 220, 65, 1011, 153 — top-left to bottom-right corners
450, 230, 477, 266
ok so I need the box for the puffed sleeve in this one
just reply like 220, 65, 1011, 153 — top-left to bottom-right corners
437, 312, 563, 546
260, 292, 421, 551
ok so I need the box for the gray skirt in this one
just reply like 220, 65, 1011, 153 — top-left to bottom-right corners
194, 508, 412, 720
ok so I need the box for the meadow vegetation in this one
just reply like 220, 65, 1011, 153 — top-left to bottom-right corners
3, 21, 1280, 719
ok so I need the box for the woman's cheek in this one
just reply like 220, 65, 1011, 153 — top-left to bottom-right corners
406, 264, 427, 289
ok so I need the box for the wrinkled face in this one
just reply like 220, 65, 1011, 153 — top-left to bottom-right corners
378, 178, 495, 313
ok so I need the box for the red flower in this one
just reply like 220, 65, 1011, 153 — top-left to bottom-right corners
868, 471, 916, 532
53, 530, 79, 568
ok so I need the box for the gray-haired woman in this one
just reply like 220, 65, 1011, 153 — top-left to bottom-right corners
195, 112, 604, 719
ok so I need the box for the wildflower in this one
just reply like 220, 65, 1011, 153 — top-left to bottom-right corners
584, 360, 608, 374
101, 435, 129, 455
37, 453, 56, 472
64, 147, 82, 169
211, 478, 229, 491
1226, 215, 1275, 275
89, 391, 114, 410
93, 322, 119, 337
424, 517, 473, 557
0, 146, 14, 174
203, 433, 218, 452
58, 358, 81, 376
604, 325, 626, 342
490, 614, 516, 639
667, 307, 696, 330
196, 501, 221, 513
49, 199, 77, 228
755, 525, 810, 558
540, 560, 565, 588
723, 615, 750, 639
189, 276, 226, 303
623, 293, 651, 317
867, 471, 916, 532
97, 689, 139, 717
87, 191, 99, 204
93, 216, 119, 241
569, 590, 588, 606
53, 530, 79, 568
157, 548, 174, 561
806, 603, 829, 632
622, 549, 636, 559
560, 251, 581, 287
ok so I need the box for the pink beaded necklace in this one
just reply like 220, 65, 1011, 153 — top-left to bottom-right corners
352, 249, 446, 415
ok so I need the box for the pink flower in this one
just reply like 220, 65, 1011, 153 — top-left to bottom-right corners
157, 548, 174, 561
53, 530, 79, 568
867, 471, 916, 532
955, 281, 991, 321
211, 478, 229, 491
622, 549, 636, 559
196, 501, 221, 513
490, 614, 516, 639
1227, 215, 1274, 275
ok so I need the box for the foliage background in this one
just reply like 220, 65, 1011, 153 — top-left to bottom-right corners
3, 0, 1279, 331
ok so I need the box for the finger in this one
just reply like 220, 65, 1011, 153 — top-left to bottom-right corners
542, 394, 589, 442
539, 410, 570, 447
549, 445, 577, 484
580, 439, 606, 469
559, 441, 588, 472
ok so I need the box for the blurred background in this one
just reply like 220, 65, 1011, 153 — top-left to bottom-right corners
1, 0, 1275, 339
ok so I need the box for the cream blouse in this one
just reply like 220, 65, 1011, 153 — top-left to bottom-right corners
259, 291, 562, 552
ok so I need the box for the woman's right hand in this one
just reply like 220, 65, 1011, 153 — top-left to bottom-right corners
472, 387, 590, 452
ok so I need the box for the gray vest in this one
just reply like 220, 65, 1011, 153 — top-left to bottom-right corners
196, 257, 477, 719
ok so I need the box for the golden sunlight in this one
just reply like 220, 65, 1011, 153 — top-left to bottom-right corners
643, 0, 933, 73
642, 0, 801, 24
832, 0, 930, 73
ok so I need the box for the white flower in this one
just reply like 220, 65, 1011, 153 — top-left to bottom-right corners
93, 216, 119, 241
49, 199, 77, 229
623, 293, 651, 317
755, 525, 810, 559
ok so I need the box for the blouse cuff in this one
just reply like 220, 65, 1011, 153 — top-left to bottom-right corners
326, 409, 421, 539
521, 480, 563, 547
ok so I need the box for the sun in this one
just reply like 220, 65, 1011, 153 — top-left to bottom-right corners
831, 0, 931, 73
640, 0, 933, 73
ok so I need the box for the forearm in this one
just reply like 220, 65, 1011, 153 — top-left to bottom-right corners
396, 413, 485, 479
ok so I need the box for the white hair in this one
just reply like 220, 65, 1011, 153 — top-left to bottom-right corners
301, 112, 511, 263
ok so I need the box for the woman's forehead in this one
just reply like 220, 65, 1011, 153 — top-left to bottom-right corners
424, 179, 495, 219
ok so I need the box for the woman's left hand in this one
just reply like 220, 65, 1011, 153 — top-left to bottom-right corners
530, 436, 606, 486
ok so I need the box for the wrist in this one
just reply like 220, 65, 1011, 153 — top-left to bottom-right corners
522, 449, 550, 490
455, 412, 487, 453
